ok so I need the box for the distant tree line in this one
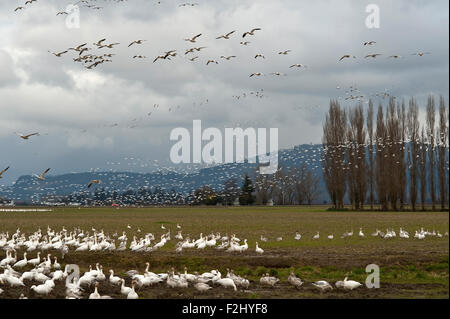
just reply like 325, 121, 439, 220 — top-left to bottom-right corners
322, 95, 449, 211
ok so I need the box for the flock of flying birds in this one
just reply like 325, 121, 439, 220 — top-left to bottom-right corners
4, 1, 442, 195
44, 26, 307, 76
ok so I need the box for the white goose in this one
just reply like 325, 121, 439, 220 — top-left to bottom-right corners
312, 280, 333, 291
109, 270, 122, 285
0, 251, 14, 267
89, 283, 101, 299
3, 271, 25, 287
288, 271, 303, 289
13, 252, 27, 268
31, 283, 53, 295
120, 279, 132, 296
28, 252, 41, 266
342, 277, 362, 290
215, 278, 237, 291
359, 228, 365, 237
260, 273, 279, 287
194, 282, 212, 292
127, 281, 139, 299
255, 242, 264, 255
53, 257, 61, 270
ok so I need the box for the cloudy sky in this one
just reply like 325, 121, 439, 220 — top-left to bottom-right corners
0, 0, 448, 185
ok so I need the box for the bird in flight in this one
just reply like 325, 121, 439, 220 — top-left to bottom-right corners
388, 55, 402, 59
85, 61, 103, 69
93, 39, 107, 47
34, 168, 51, 181
133, 55, 147, 59
56, 11, 68, 16
278, 50, 291, 55
99, 43, 120, 49
184, 34, 202, 43
68, 43, 88, 52
250, 72, 263, 77
17, 132, 39, 140
243, 28, 261, 38
240, 41, 250, 46
365, 54, 382, 58
0, 167, 9, 179
14, 6, 24, 12
412, 52, 431, 56
216, 31, 235, 40
254, 54, 265, 59
153, 50, 177, 62
88, 180, 101, 188
49, 50, 68, 57
206, 60, 218, 65
339, 55, 356, 61
179, 3, 198, 7
128, 40, 146, 47
290, 64, 306, 68
363, 41, 376, 46
220, 55, 236, 60
188, 56, 199, 61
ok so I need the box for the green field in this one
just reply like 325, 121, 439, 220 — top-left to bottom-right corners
0, 206, 448, 299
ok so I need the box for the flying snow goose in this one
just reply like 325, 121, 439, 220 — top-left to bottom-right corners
18, 132, 39, 140
216, 31, 235, 39
0, 166, 9, 179
243, 28, 261, 38
34, 168, 50, 181
184, 34, 202, 43
87, 180, 101, 188
128, 39, 146, 47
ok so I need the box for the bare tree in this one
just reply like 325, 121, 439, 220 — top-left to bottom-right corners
254, 172, 274, 205
407, 98, 420, 211
375, 103, 388, 210
367, 99, 375, 210
437, 96, 448, 210
385, 97, 400, 210
347, 103, 366, 210
292, 166, 307, 205
322, 100, 347, 209
303, 169, 321, 205
223, 178, 240, 205
418, 127, 427, 211
398, 100, 407, 210
426, 95, 436, 210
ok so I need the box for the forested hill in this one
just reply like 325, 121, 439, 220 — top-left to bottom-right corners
0, 144, 327, 203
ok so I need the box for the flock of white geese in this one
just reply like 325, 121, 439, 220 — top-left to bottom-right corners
0, 224, 447, 298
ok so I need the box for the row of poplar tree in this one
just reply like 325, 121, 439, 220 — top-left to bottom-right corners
322, 95, 448, 211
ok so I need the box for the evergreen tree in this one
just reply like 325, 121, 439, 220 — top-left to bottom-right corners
239, 173, 255, 205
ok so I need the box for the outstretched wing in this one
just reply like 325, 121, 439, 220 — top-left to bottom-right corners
25, 132, 39, 138
42, 168, 51, 177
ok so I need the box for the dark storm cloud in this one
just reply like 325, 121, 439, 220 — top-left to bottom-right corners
0, 0, 448, 184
